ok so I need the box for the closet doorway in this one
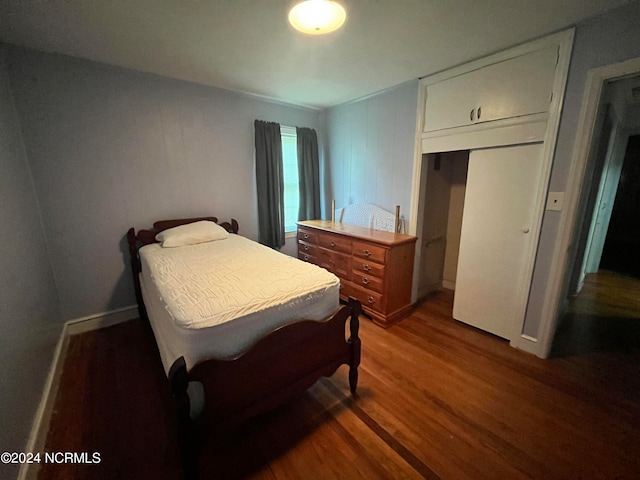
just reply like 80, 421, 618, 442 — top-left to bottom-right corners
416, 142, 546, 340
416, 151, 468, 299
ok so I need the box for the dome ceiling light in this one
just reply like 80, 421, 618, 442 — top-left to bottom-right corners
288, 0, 347, 35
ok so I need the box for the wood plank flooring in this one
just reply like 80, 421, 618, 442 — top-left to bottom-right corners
553, 270, 640, 357
568, 270, 640, 318
36, 290, 640, 479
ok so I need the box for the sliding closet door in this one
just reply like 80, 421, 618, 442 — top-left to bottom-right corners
453, 143, 544, 339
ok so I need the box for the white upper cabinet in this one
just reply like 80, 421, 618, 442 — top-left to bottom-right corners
423, 46, 559, 133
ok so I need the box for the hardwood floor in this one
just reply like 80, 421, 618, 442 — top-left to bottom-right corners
553, 270, 640, 357
37, 290, 640, 479
567, 270, 640, 318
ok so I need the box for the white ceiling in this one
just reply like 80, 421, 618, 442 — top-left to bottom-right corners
0, 0, 633, 109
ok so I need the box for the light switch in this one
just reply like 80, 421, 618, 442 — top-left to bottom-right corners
547, 192, 565, 211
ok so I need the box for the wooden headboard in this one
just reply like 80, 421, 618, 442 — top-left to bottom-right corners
126, 216, 239, 319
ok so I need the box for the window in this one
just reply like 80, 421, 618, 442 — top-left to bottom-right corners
281, 126, 300, 232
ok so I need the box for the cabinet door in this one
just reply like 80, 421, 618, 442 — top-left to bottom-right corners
453, 143, 544, 339
317, 248, 351, 280
316, 248, 334, 272
424, 46, 558, 133
332, 251, 352, 280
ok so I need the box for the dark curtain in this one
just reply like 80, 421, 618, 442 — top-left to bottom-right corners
297, 127, 321, 220
254, 120, 285, 249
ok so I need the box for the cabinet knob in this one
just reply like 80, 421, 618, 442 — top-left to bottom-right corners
477, 106, 482, 120
363, 264, 371, 271
362, 277, 370, 285
367, 296, 375, 304
470, 108, 475, 122
363, 249, 371, 257
522, 227, 530, 234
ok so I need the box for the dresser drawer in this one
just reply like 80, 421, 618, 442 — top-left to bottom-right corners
298, 240, 317, 257
352, 241, 386, 264
352, 259, 385, 279
319, 233, 351, 254
298, 228, 318, 244
297, 251, 315, 264
341, 281, 384, 314
352, 272, 384, 294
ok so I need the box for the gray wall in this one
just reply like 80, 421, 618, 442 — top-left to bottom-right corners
524, 1, 640, 338
7, 46, 321, 321
323, 81, 419, 223
0, 47, 61, 479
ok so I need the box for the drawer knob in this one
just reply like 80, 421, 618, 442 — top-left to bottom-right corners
363, 264, 371, 271
363, 249, 371, 257
304, 245, 309, 251
304, 233, 309, 239
330, 241, 336, 247
367, 296, 375, 304
362, 277, 370, 285
303, 254, 309, 261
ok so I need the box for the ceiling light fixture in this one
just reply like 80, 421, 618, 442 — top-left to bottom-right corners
288, 0, 347, 35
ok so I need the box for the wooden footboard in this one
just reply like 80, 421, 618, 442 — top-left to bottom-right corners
169, 297, 361, 479
171, 297, 361, 426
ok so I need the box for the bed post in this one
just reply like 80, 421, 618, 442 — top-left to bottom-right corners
126, 228, 147, 320
169, 357, 199, 480
347, 297, 362, 394
218, 218, 239, 234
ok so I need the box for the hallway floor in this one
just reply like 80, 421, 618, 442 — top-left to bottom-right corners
552, 270, 640, 357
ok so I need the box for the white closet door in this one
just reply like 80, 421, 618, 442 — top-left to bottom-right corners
453, 143, 544, 339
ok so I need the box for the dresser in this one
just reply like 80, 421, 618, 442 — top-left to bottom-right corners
297, 220, 417, 328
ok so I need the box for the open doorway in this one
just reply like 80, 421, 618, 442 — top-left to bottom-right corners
551, 75, 640, 357
599, 134, 640, 277
416, 151, 468, 299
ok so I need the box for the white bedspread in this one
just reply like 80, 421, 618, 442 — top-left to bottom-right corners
139, 234, 340, 372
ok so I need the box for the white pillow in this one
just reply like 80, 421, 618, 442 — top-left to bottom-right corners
155, 220, 229, 247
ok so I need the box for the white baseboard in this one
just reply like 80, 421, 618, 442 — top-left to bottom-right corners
17, 324, 68, 480
65, 305, 138, 335
18, 305, 138, 480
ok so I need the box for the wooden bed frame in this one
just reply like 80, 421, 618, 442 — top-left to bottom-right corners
126, 217, 362, 479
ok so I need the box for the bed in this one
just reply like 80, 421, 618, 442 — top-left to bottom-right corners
126, 216, 361, 478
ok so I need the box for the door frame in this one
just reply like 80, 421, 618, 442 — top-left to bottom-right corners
582, 109, 628, 280
537, 56, 640, 358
